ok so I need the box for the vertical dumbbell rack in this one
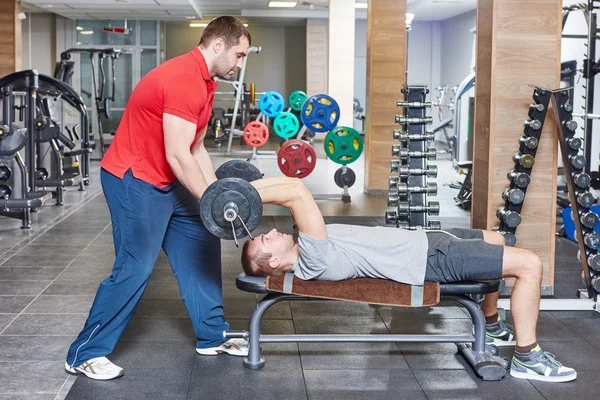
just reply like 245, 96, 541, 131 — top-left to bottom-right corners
551, 88, 600, 301
495, 89, 553, 247
496, 87, 600, 310
385, 85, 441, 230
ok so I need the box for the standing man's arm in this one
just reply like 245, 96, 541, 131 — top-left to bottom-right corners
191, 127, 218, 186
163, 113, 209, 200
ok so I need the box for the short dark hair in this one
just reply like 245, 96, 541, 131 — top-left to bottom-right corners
198, 16, 251, 49
241, 240, 273, 277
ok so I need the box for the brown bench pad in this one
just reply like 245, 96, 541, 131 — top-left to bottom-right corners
266, 273, 440, 307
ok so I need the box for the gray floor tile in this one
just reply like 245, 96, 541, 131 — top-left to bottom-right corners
303, 369, 427, 400
24, 295, 95, 314
131, 299, 189, 319
222, 283, 292, 319
1, 314, 87, 336
42, 281, 101, 296
0, 336, 74, 361
558, 318, 600, 349
0, 361, 67, 394
0, 267, 64, 280
528, 369, 597, 400
31, 233, 98, 247
108, 340, 196, 370
70, 253, 115, 268
291, 300, 381, 319
0, 296, 35, 313
377, 304, 469, 320
226, 318, 296, 335
294, 317, 389, 334
396, 342, 471, 370
2, 252, 79, 268
65, 367, 189, 400
533, 313, 587, 342
299, 342, 409, 370
414, 369, 544, 400
187, 343, 306, 400
55, 265, 111, 283
119, 318, 196, 342
0, 395, 58, 400
142, 283, 182, 299
0, 281, 50, 295
0, 314, 16, 332
383, 316, 473, 335
548, 310, 600, 320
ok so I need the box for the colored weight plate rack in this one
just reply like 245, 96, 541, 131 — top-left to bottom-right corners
385, 85, 441, 230
497, 86, 600, 300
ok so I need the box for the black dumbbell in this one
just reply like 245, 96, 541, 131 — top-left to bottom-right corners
588, 253, 600, 271
569, 155, 586, 170
395, 182, 438, 197
0, 166, 11, 181
528, 103, 545, 119
0, 184, 11, 199
391, 163, 438, 178
576, 192, 595, 208
395, 116, 433, 125
584, 232, 600, 249
574, 172, 591, 189
397, 201, 440, 216
514, 153, 535, 169
567, 137, 583, 151
507, 170, 531, 188
393, 130, 435, 142
503, 188, 525, 205
520, 136, 539, 150
392, 146, 437, 160
524, 119, 542, 131
580, 211, 599, 229
497, 207, 521, 228
564, 120, 578, 132
499, 231, 517, 247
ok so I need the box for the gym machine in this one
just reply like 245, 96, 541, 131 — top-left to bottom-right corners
386, 85, 441, 230
0, 70, 53, 228
57, 48, 121, 159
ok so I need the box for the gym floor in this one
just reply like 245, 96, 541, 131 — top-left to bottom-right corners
0, 137, 599, 399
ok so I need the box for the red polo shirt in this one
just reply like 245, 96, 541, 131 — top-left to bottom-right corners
101, 47, 217, 187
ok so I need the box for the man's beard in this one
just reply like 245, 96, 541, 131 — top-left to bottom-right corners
215, 53, 235, 79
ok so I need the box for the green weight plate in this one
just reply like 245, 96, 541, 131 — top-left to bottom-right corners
324, 126, 364, 165
288, 90, 308, 112
273, 112, 300, 139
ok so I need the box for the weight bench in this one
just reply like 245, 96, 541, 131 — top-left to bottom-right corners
226, 273, 509, 381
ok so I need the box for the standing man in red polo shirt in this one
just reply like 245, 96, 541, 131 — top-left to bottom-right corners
65, 16, 251, 381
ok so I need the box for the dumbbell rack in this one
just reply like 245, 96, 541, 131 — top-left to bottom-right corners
495, 89, 553, 247
496, 87, 600, 311
385, 85, 441, 230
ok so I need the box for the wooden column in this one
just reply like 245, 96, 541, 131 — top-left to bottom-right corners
364, 0, 406, 193
0, 0, 22, 76
328, 0, 355, 126
473, 0, 562, 293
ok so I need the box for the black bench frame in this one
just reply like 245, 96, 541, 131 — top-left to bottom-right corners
227, 274, 509, 381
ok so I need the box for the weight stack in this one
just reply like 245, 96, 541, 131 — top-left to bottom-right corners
550, 88, 600, 300
495, 88, 553, 247
385, 85, 441, 230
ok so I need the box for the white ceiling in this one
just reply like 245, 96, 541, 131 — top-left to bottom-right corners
20, 0, 476, 22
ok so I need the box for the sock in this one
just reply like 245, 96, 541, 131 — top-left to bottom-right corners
515, 342, 538, 355
485, 313, 499, 326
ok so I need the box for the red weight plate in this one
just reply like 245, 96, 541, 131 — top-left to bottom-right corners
243, 121, 269, 147
277, 139, 316, 179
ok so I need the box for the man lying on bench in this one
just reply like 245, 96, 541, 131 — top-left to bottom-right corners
240, 176, 576, 383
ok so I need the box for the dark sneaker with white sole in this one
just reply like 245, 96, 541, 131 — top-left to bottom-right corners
64, 357, 124, 380
486, 316, 516, 347
510, 345, 577, 382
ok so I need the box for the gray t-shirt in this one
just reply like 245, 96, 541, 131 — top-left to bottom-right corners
291, 224, 428, 285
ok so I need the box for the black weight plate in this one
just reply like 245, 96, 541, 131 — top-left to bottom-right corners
215, 160, 263, 182
200, 178, 263, 240
334, 167, 356, 188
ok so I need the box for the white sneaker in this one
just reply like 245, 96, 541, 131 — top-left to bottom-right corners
64, 356, 124, 380
196, 338, 249, 357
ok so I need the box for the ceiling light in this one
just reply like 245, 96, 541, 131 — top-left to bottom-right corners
268, 1, 297, 8
355, 2, 368, 8
80, 30, 94, 35
185, 16, 196, 19
406, 13, 415, 25
43, 4, 54, 7
76, 26, 83, 31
